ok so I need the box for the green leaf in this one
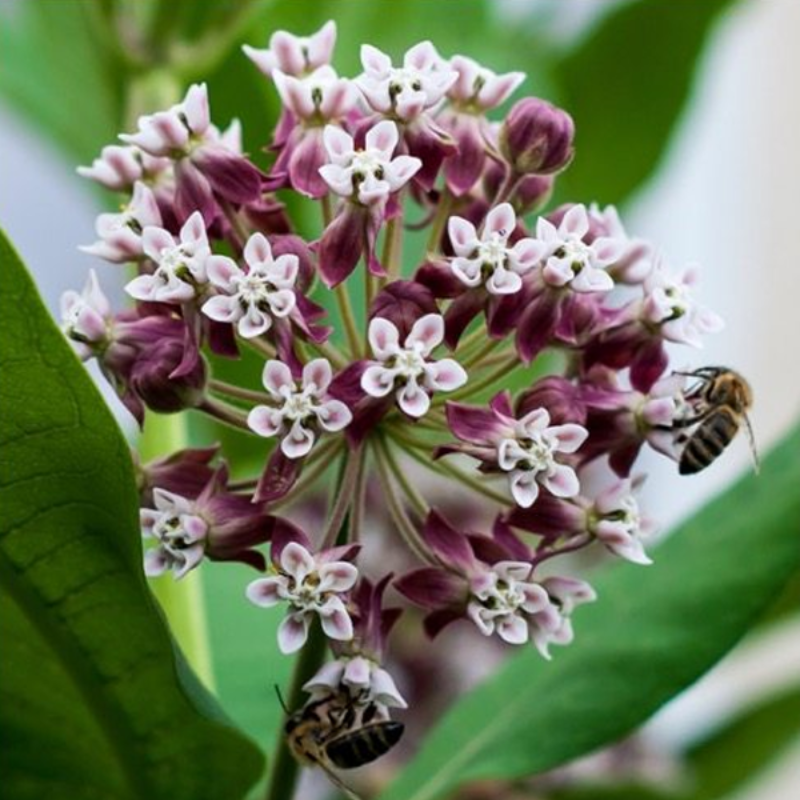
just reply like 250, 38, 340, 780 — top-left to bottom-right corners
552, 0, 738, 206
379, 423, 800, 800
0, 228, 264, 800
684, 683, 800, 800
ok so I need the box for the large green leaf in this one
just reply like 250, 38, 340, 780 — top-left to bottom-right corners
551, 0, 738, 206
379, 423, 800, 800
0, 229, 264, 800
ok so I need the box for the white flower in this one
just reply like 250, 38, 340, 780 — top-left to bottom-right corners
140, 489, 208, 580
243, 20, 337, 78
447, 55, 524, 112
361, 314, 468, 418
80, 182, 162, 263
125, 211, 210, 304
247, 359, 352, 459
60, 270, 112, 359
77, 144, 171, 190
319, 121, 421, 206
120, 83, 211, 158
448, 203, 546, 295
202, 233, 297, 339
356, 41, 457, 121
536, 204, 625, 292
496, 407, 588, 508
467, 562, 550, 644
590, 479, 656, 565
528, 576, 596, 660
246, 542, 358, 653
642, 263, 724, 347
272, 65, 359, 122
304, 656, 407, 710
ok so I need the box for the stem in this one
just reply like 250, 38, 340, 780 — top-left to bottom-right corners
426, 189, 453, 254
377, 438, 426, 515
306, 338, 348, 370
320, 448, 364, 550
218, 197, 249, 254
447, 352, 519, 403
349, 450, 368, 544
139, 412, 215, 689
382, 214, 404, 279
373, 441, 437, 565
269, 437, 343, 510
243, 335, 277, 360
208, 379, 270, 405
530, 533, 593, 572
197, 397, 250, 430
321, 192, 334, 227
335, 283, 361, 357
494, 169, 521, 205
264, 619, 329, 800
462, 337, 503, 370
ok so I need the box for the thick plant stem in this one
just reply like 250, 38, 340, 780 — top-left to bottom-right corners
426, 189, 453, 254
139, 411, 215, 690
336, 283, 361, 357
264, 619, 328, 800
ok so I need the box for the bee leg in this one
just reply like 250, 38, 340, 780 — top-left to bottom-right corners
319, 764, 362, 800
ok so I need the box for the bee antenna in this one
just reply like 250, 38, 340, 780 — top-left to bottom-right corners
274, 684, 290, 714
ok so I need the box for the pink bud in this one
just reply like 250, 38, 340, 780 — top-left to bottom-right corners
500, 98, 574, 175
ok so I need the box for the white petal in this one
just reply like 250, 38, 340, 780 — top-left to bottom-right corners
510, 470, 540, 508
406, 313, 444, 355
318, 561, 358, 592
484, 203, 516, 240
247, 405, 283, 438
202, 294, 241, 324
281, 542, 316, 581
246, 577, 286, 607
397, 380, 431, 418
262, 360, 295, 396
280, 421, 315, 459
278, 612, 311, 653
244, 232, 273, 268
302, 358, 332, 394
424, 359, 467, 392
361, 364, 397, 397
315, 399, 352, 432
368, 317, 400, 360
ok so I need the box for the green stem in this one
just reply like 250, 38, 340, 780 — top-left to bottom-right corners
446, 352, 520, 403
208, 379, 270, 405
382, 214, 404, 278
139, 412, 215, 690
426, 189, 453, 254
197, 397, 250, 430
320, 448, 364, 549
264, 619, 329, 800
335, 283, 361, 357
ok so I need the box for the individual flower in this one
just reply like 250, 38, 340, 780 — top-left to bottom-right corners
438, 55, 524, 195
536, 204, 622, 293
642, 262, 724, 347
319, 121, 421, 206
356, 41, 457, 122
361, 314, 467, 418
496, 407, 588, 508
444, 392, 588, 508
448, 203, 545, 295
125, 211, 211, 304
202, 232, 297, 338
243, 20, 337, 78
60, 270, 112, 359
395, 511, 596, 658
80, 182, 162, 263
273, 65, 358, 124
77, 144, 171, 191
246, 522, 359, 653
141, 468, 272, 579
589, 479, 655, 564
247, 359, 352, 458
135, 445, 219, 507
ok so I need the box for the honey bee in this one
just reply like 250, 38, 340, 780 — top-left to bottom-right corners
671, 366, 757, 475
280, 687, 404, 799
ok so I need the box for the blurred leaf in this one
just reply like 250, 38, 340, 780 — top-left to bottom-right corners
548, 787, 677, 800
0, 0, 124, 162
0, 228, 264, 800
552, 0, 738, 206
684, 684, 800, 800
379, 422, 800, 800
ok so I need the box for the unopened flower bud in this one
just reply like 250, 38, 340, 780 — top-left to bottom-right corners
499, 98, 574, 175
129, 339, 207, 413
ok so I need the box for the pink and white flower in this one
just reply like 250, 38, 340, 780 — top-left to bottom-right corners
125, 211, 210, 304
80, 182, 162, 263
447, 55, 524, 112
467, 561, 551, 644
202, 232, 297, 338
536, 204, 625, 292
246, 541, 358, 653
361, 314, 468, 418
243, 20, 337, 78
589, 479, 655, 565
60, 270, 112, 359
529, 576, 596, 659
319, 121, 421, 206
247, 359, 352, 458
77, 144, 171, 191
356, 41, 457, 122
448, 203, 546, 295
140, 489, 208, 580
642, 263, 724, 347
121, 83, 211, 158
272, 66, 358, 123
494, 407, 588, 508
304, 656, 407, 710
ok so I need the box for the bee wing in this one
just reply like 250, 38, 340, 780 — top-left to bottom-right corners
743, 413, 760, 474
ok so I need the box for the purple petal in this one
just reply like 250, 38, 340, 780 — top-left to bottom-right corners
278, 612, 311, 653
445, 401, 504, 445
423, 509, 476, 571
394, 567, 467, 607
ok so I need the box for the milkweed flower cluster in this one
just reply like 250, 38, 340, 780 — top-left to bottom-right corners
65, 19, 725, 763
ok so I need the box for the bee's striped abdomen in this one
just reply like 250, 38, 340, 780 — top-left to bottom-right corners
679, 409, 739, 474
326, 721, 404, 769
